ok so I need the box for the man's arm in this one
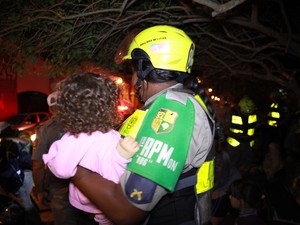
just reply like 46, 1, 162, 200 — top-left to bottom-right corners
32, 125, 50, 209
32, 160, 45, 193
32, 160, 50, 209
72, 166, 148, 225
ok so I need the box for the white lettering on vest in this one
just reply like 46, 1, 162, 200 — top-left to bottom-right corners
156, 143, 174, 166
166, 158, 178, 171
138, 137, 177, 171
139, 137, 154, 157
149, 140, 163, 158
136, 156, 148, 166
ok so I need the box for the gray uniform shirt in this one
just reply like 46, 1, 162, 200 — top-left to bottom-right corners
120, 83, 214, 211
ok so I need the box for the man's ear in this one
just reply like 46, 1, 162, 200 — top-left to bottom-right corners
142, 80, 149, 95
142, 80, 148, 87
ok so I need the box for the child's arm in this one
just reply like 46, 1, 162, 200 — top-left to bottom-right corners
97, 135, 139, 184
43, 133, 88, 178
116, 136, 139, 160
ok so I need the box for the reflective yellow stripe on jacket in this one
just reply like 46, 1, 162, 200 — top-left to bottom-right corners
196, 160, 214, 194
268, 102, 281, 127
194, 94, 214, 194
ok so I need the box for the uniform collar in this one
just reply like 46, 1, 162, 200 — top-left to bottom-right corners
143, 83, 183, 109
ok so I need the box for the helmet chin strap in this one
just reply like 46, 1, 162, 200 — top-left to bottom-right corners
134, 78, 144, 103
134, 58, 154, 103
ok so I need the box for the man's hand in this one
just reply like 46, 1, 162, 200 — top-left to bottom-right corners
31, 189, 50, 210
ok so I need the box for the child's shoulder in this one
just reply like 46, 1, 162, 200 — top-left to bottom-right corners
94, 130, 121, 140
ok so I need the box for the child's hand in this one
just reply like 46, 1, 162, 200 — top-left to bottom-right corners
117, 136, 139, 159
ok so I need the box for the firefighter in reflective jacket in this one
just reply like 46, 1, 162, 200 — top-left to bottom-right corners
265, 88, 293, 149
267, 101, 282, 127
267, 88, 290, 129
225, 96, 258, 176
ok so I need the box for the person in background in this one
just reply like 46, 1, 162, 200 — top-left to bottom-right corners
290, 171, 300, 206
211, 124, 241, 225
224, 96, 258, 177
228, 178, 267, 225
72, 25, 216, 225
264, 145, 300, 224
32, 91, 97, 225
266, 88, 291, 134
0, 128, 42, 225
43, 72, 139, 225
283, 107, 300, 167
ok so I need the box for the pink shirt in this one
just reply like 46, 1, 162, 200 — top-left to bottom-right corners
43, 130, 130, 214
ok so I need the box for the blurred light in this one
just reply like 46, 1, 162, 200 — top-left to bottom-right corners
196, 77, 202, 83
115, 77, 123, 85
118, 105, 128, 112
208, 88, 213, 93
30, 133, 36, 142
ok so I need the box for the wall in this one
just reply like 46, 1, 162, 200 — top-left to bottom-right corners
0, 58, 51, 120
16, 59, 50, 94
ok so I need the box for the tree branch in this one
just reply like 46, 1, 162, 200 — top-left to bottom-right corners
193, 0, 247, 17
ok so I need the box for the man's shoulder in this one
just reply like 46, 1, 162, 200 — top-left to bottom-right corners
165, 88, 206, 110
37, 117, 61, 131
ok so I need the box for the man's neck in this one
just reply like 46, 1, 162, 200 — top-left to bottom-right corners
151, 80, 178, 95
144, 81, 180, 106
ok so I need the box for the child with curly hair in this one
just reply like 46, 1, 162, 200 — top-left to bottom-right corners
43, 72, 139, 225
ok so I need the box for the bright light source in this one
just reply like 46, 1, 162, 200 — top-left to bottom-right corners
115, 77, 123, 85
117, 105, 128, 112
30, 134, 36, 142
208, 88, 213, 92
196, 77, 202, 83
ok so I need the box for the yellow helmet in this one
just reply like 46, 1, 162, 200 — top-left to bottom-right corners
238, 96, 256, 115
122, 25, 195, 74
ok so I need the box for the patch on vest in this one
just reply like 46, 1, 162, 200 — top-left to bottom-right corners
151, 108, 177, 134
125, 173, 157, 204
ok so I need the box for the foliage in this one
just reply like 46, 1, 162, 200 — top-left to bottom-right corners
0, 0, 299, 101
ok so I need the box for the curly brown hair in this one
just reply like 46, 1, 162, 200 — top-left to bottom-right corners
56, 72, 121, 135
